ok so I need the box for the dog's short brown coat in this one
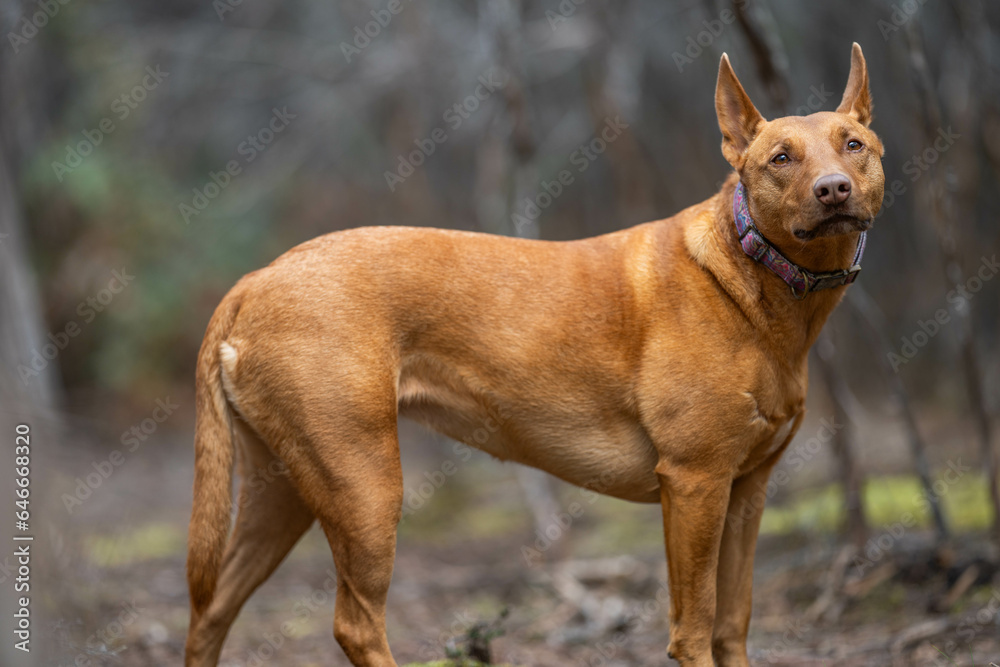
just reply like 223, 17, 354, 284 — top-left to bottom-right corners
185, 44, 884, 667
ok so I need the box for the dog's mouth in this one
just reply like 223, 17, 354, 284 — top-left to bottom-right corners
793, 214, 872, 240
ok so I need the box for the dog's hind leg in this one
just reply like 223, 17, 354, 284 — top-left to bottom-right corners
185, 421, 314, 667
320, 434, 403, 667
271, 395, 403, 667
318, 477, 402, 667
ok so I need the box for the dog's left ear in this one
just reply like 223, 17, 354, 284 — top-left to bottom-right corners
716, 53, 765, 169
836, 43, 873, 127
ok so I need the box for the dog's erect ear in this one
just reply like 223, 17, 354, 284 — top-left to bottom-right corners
836, 43, 873, 127
716, 53, 765, 168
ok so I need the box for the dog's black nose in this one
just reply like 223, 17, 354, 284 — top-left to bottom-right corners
813, 174, 851, 206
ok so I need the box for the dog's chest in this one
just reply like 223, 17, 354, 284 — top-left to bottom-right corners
762, 416, 796, 457
738, 413, 800, 476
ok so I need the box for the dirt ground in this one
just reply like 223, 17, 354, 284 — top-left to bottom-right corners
36, 415, 1000, 667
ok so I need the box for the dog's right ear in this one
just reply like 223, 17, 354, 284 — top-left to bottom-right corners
716, 54, 765, 169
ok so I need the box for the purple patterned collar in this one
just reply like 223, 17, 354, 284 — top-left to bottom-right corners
732, 181, 866, 299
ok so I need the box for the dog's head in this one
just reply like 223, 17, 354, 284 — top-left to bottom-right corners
716, 43, 884, 243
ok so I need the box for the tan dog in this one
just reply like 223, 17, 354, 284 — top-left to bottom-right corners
185, 44, 883, 667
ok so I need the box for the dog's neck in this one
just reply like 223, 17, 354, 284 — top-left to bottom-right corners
685, 174, 862, 359
731, 181, 865, 299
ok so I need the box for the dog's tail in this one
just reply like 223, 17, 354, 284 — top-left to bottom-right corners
187, 288, 243, 618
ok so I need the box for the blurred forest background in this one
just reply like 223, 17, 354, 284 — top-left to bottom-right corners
1, 0, 999, 665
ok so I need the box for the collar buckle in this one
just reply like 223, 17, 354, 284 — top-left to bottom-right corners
799, 264, 861, 299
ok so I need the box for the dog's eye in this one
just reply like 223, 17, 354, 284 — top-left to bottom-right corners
847, 140, 863, 151
771, 153, 790, 165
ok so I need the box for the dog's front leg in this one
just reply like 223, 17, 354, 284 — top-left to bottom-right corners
657, 464, 733, 667
711, 457, 780, 667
